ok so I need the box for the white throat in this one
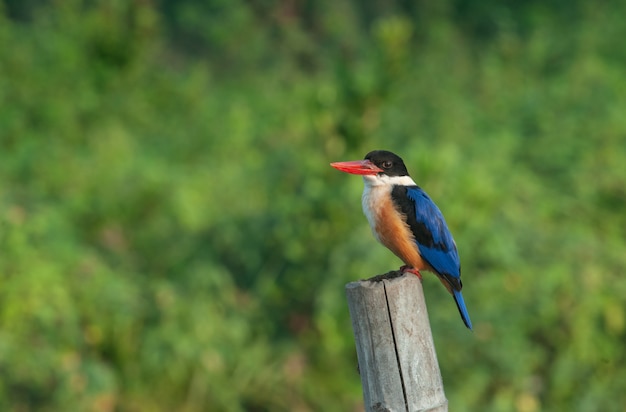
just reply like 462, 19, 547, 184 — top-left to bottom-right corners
361, 174, 417, 241
362, 174, 416, 187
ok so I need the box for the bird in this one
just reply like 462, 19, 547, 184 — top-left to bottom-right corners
330, 150, 472, 329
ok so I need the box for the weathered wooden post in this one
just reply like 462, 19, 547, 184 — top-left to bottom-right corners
346, 271, 448, 412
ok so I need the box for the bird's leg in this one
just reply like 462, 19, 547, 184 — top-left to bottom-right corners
400, 265, 422, 280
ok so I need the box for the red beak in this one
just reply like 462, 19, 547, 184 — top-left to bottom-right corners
330, 160, 383, 175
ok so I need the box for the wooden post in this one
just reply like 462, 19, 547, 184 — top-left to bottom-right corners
346, 272, 448, 412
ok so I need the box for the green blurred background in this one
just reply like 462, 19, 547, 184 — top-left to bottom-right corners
1, 1, 626, 411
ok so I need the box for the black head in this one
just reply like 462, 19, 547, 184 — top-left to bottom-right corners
364, 150, 409, 177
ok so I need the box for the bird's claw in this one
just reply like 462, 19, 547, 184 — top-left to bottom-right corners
400, 265, 422, 280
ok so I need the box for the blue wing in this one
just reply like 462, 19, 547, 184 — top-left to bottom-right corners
397, 186, 461, 283
392, 185, 472, 329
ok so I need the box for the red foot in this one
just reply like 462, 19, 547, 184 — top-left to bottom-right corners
400, 265, 422, 280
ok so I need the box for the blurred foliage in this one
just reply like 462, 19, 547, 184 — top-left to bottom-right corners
1, 0, 626, 411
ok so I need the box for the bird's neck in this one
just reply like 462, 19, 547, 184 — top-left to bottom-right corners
362, 174, 416, 187
360, 174, 416, 241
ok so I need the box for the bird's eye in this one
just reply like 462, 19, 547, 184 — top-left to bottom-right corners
382, 161, 392, 169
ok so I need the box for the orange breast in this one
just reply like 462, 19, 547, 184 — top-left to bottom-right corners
374, 195, 427, 271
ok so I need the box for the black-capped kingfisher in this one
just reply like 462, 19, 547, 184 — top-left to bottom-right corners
331, 150, 472, 330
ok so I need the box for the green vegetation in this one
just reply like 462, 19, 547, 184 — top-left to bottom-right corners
1, 1, 625, 411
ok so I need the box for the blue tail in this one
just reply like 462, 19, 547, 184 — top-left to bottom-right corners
452, 289, 473, 330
